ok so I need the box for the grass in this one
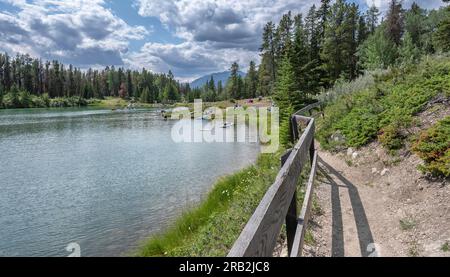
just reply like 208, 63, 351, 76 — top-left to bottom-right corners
137, 152, 283, 257
88, 97, 129, 108
408, 241, 420, 257
441, 242, 449, 252
399, 218, 417, 231
345, 159, 354, 167
174, 98, 273, 110
88, 97, 160, 109
137, 144, 318, 256
316, 55, 450, 178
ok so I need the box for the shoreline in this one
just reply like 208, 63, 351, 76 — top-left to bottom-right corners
136, 151, 282, 257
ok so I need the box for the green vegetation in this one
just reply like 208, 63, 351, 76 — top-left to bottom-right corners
400, 218, 417, 231
257, 0, 449, 150
138, 152, 282, 257
412, 116, 450, 178
0, 86, 88, 108
88, 97, 161, 109
317, 56, 450, 153
0, 53, 184, 109
408, 241, 420, 257
442, 242, 450, 252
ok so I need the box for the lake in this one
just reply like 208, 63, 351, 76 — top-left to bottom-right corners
0, 108, 260, 257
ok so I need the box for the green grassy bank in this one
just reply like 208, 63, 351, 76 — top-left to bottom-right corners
137, 152, 282, 257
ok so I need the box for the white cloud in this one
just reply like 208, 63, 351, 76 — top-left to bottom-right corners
124, 41, 260, 81
365, 0, 446, 14
135, 0, 319, 47
1, 0, 446, 79
0, 0, 149, 66
131, 0, 321, 79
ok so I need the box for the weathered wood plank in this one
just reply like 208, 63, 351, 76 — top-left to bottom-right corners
282, 149, 297, 256
291, 116, 299, 142
290, 150, 318, 257
227, 120, 315, 257
281, 149, 293, 165
295, 102, 321, 116
294, 115, 312, 125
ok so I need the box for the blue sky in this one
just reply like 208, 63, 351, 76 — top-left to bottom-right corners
0, 0, 446, 81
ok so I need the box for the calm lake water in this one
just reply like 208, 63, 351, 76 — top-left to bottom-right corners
0, 108, 260, 257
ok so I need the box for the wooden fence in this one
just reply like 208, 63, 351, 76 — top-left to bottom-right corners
228, 102, 323, 257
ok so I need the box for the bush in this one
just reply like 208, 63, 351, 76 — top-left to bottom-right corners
378, 122, 406, 150
19, 90, 32, 108
412, 116, 450, 178
317, 56, 450, 151
30, 95, 47, 108
41, 93, 50, 106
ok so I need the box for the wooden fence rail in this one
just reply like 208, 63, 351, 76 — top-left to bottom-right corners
228, 102, 322, 257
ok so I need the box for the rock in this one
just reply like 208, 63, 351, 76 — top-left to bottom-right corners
372, 168, 378, 174
331, 130, 345, 143
352, 152, 359, 159
381, 168, 390, 176
347, 148, 354, 156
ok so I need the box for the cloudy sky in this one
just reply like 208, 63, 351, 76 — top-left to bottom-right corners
0, 0, 446, 81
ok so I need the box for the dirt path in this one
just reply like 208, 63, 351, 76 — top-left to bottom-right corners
303, 143, 450, 257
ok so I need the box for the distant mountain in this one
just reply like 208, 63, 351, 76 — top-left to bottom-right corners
190, 71, 246, 89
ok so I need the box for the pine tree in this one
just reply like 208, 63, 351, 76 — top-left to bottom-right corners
399, 31, 421, 64
405, 2, 426, 48
358, 15, 368, 46
345, 3, 360, 80
433, 4, 450, 52
275, 12, 294, 59
305, 5, 320, 62
317, 0, 331, 42
358, 23, 398, 70
3, 54, 11, 91
257, 54, 274, 96
163, 83, 179, 102
140, 87, 150, 103
245, 61, 258, 98
208, 76, 215, 93
261, 22, 277, 87
126, 70, 133, 98
274, 55, 296, 147
366, 4, 380, 34
217, 80, 223, 99
321, 0, 348, 84
385, 0, 404, 46
291, 14, 309, 95
227, 62, 241, 99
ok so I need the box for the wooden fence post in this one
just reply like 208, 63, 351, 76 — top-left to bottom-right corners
228, 102, 320, 257
281, 149, 297, 256
291, 116, 299, 143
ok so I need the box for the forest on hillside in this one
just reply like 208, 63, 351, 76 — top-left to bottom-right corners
164, 0, 450, 104
0, 0, 449, 109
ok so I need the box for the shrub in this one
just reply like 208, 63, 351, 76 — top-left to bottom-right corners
412, 116, 450, 178
30, 95, 47, 108
19, 90, 32, 108
41, 93, 50, 106
378, 116, 412, 150
317, 56, 450, 151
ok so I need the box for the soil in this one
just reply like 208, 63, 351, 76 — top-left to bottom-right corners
305, 144, 449, 257
275, 102, 450, 257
